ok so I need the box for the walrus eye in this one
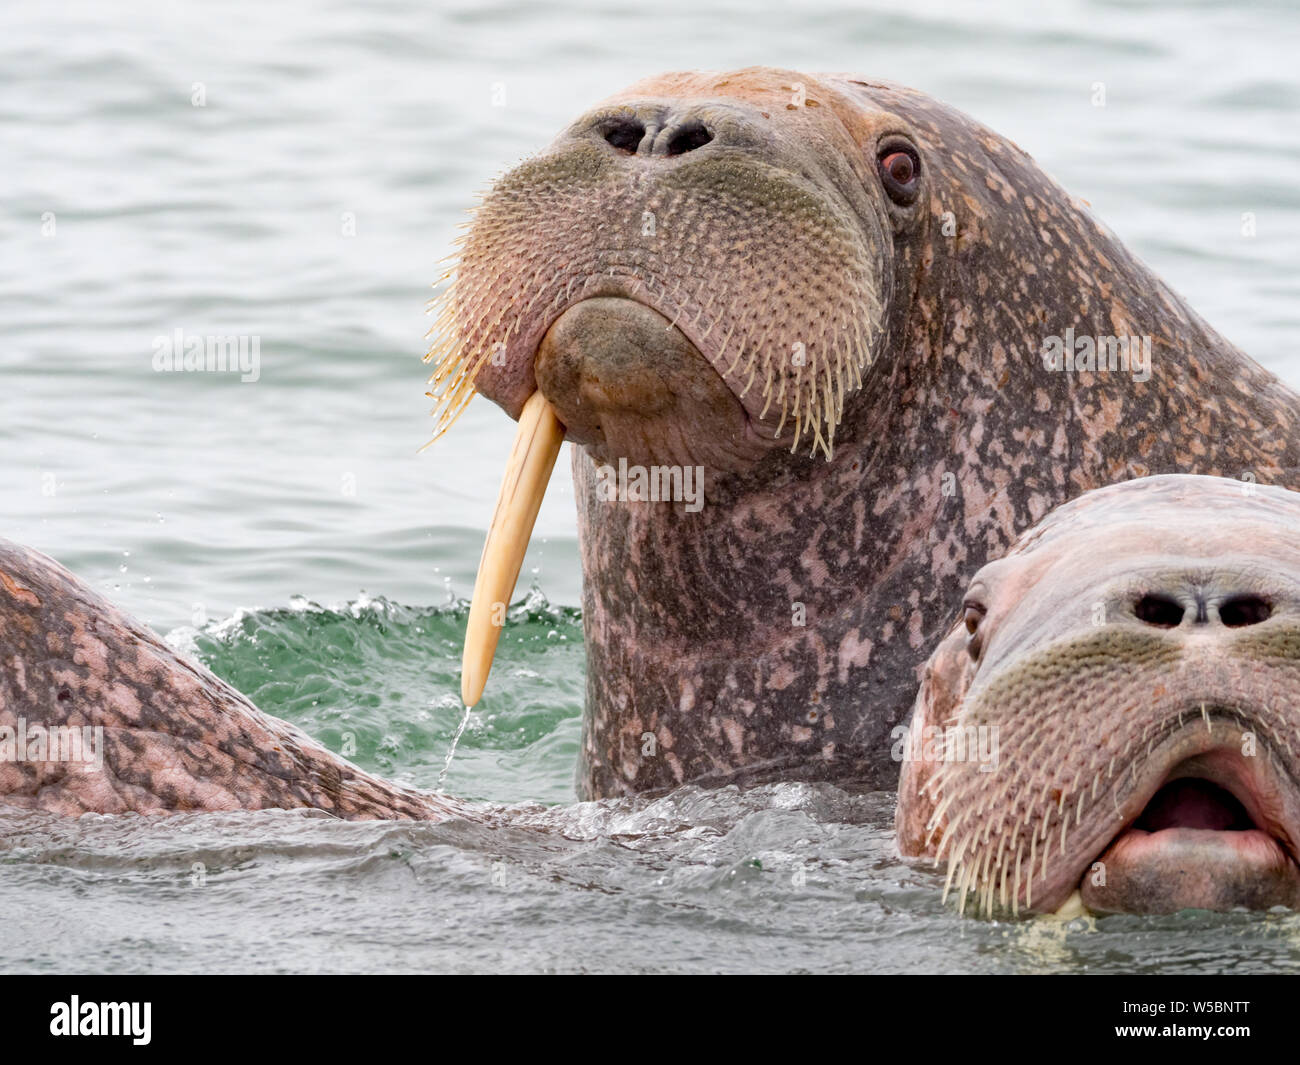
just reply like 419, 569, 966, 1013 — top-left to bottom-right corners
877, 144, 921, 205
962, 600, 986, 660
882, 151, 913, 184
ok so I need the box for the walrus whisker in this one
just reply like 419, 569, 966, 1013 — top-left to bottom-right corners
954, 858, 974, 916
979, 850, 994, 917
946, 853, 967, 910
940, 836, 966, 904
720, 325, 743, 376
934, 807, 966, 863
1013, 844, 1025, 917
926, 791, 959, 836
739, 364, 757, 398
1025, 841, 1034, 911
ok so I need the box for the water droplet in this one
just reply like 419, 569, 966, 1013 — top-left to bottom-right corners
437, 704, 474, 792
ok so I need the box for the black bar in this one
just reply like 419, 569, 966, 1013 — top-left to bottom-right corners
0, 974, 1290, 1050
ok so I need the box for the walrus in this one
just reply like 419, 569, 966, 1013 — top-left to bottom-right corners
0, 540, 458, 821
430, 66, 1300, 800
897, 474, 1300, 917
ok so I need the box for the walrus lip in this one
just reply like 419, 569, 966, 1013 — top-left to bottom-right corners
533, 296, 777, 470
1078, 748, 1300, 914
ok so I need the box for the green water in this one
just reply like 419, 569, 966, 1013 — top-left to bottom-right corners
186, 592, 585, 804
4, 0, 1300, 972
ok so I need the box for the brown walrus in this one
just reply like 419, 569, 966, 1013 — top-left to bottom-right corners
431, 66, 1300, 799
0, 540, 456, 821
897, 474, 1300, 916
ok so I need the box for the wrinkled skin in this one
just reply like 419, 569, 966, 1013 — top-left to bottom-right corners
0, 540, 459, 820
897, 475, 1300, 916
437, 67, 1300, 800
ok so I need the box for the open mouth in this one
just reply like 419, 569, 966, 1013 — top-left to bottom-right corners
1079, 744, 1300, 914
1136, 777, 1257, 833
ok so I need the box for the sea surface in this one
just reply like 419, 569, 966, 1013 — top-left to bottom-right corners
4, 0, 1300, 973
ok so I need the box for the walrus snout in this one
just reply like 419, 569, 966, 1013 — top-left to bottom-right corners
565, 94, 788, 163
979, 563, 1290, 673
1127, 584, 1274, 630
576, 101, 731, 159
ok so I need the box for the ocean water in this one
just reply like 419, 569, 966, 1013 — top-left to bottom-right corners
4, 0, 1300, 973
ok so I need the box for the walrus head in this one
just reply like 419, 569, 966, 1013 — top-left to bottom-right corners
897, 474, 1300, 917
430, 66, 925, 469
430, 67, 940, 752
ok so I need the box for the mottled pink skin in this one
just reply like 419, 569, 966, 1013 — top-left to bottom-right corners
0, 540, 460, 820
897, 475, 1300, 916
453, 67, 1300, 800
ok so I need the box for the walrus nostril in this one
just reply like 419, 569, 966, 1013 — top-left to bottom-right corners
604, 119, 645, 153
666, 122, 713, 156
1220, 595, 1272, 627
1134, 594, 1184, 628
